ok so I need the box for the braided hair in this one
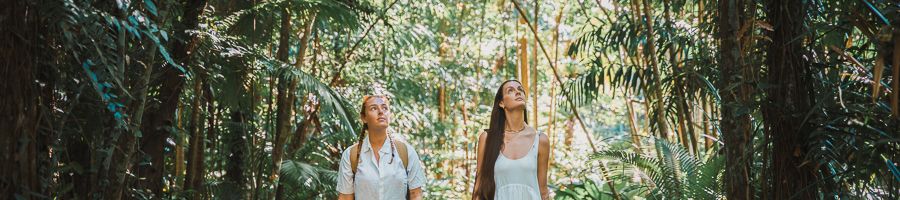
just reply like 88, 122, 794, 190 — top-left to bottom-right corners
353, 95, 395, 180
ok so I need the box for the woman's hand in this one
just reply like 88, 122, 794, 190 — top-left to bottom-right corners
337, 194, 353, 200
409, 187, 424, 200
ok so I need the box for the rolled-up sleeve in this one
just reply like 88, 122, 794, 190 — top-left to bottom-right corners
406, 143, 426, 190
336, 147, 354, 194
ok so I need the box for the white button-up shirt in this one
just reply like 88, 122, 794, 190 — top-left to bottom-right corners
337, 135, 426, 199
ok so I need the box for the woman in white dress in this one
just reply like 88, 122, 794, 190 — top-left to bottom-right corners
337, 95, 426, 200
473, 80, 551, 200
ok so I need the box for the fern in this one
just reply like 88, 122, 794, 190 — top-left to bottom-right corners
591, 138, 724, 199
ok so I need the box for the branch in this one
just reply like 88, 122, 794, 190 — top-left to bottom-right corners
329, 0, 402, 86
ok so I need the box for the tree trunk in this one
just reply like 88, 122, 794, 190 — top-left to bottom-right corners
893, 28, 899, 119
276, 11, 319, 199
531, 0, 539, 126
137, 0, 209, 195
626, 99, 643, 152
272, 8, 296, 200
764, 0, 816, 199
639, 0, 671, 139
0, 1, 45, 198
184, 77, 206, 199
718, 0, 753, 199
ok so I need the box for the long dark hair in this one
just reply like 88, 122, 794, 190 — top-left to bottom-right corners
474, 80, 527, 200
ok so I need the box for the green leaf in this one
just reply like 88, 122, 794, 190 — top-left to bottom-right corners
144, 0, 158, 16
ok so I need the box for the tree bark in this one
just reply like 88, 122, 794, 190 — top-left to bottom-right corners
276, 11, 318, 199
0, 1, 45, 198
718, 0, 753, 199
639, 0, 671, 140
764, 0, 816, 199
184, 77, 206, 199
892, 27, 899, 119
272, 8, 296, 200
626, 99, 643, 152
137, 0, 209, 195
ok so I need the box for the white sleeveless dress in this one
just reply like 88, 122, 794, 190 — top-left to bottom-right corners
494, 133, 542, 200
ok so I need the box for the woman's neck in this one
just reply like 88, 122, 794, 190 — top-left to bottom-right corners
504, 109, 527, 131
367, 127, 388, 146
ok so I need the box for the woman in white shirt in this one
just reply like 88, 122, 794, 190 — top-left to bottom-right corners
337, 95, 425, 200
473, 80, 550, 200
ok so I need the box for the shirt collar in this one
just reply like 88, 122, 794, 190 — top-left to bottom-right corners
361, 134, 393, 154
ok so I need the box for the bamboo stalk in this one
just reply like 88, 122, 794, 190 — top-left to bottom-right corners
548, 81, 557, 165
626, 98, 643, 152
461, 101, 471, 188
703, 98, 713, 149
439, 84, 446, 122
519, 36, 530, 93
640, 0, 671, 141
532, 0, 540, 127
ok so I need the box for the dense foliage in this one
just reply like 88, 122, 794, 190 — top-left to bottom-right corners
2, 0, 898, 199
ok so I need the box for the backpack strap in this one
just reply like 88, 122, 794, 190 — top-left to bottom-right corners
349, 143, 361, 174
350, 139, 410, 175
393, 140, 409, 170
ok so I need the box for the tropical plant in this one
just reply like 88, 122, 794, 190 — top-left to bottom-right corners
593, 139, 725, 199
3, 0, 899, 199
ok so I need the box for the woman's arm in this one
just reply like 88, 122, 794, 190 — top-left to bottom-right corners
537, 133, 551, 200
405, 142, 427, 200
336, 146, 356, 200
472, 131, 488, 200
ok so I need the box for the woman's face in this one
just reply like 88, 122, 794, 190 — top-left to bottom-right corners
362, 96, 391, 129
499, 81, 526, 111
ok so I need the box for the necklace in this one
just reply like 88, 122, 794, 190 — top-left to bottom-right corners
503, 125, 527, 145
504, 125, 527, 133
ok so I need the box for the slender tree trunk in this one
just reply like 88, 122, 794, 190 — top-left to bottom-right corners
138, 0, 209, 195
764, 0, 816, 199
892, 27, 899, 119
272, 8, 296, 200
663, 0, 695, 154
175, 124, 186, 186
276, 11, 318, 199
639, 0, 671, 140
185, 76, 206, 199
200, 84, 217, 199
531, 0, 539, 126
718, 0, 753, 199
626, 99, 643, 152
564, 116, 574, 147
703, 98, 714, 149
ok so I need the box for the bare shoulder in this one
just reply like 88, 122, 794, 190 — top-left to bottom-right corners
478, 131, 488, 143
